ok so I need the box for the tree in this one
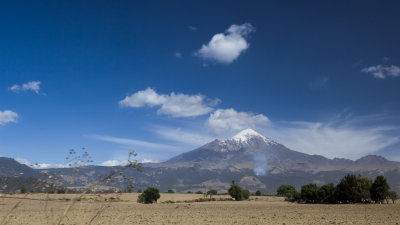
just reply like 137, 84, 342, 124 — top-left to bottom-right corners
167, 189, 174, 193
207, 189, 218, 197
370, 176, 390, 203
277, 185, 297, 197
317, 183, 335, 203
277, 184, 299, 201
335, 174, 372, 203
228, 181, 250, 201
137, 187, 160, 204
255, 190, 262, 196
242, 189, 250, 200
389, 191, 398, 204
301, 184, 319, 203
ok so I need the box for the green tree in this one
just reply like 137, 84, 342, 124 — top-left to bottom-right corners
389, 191, 398, 204
242, 189, 250, 200
228, 181, 249, 201
207, 189, 218, 196
301, 184, 319, 203
277, 184, 300, 202
317, 183, 336, 203
335, 174, 372, 203
277, 185, 297, 197
137, 187, 160, 204
370, 176, 390, 203
167, 189, 174, 193
255, 190, 262, 196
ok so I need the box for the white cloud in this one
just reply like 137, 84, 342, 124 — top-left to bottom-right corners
206, 108, 269, 136
154, 127, 214, 146
15, 158, 67, 169
188, 25, 198, 31
361, 65, 400, 79
99, 159, 128, 167
0, 110, 18, 126
196, 23, 255, 64
99, 158, 159, 167
86, 134, 178, 151
175, 51, 182, 58
119, 88, 219, 118
260, 117, 399, 160
9, 81, 41, 94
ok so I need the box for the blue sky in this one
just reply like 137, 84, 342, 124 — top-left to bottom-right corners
1, 1, 400, 167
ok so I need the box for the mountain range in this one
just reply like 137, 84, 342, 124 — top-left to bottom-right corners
1, 129, 400, 193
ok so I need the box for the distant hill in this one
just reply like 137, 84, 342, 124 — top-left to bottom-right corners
1, 129, 400, 193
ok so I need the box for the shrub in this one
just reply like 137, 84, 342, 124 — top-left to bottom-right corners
195, 191, 203, 194
389, 191, 398, 204
255, 190, 262, 196
301, 184, 319, 203
370, 175, 390, 203
318, 183, 336, 203
137, 187, 160, 204
167, 189, 174, 193
228, 181, 250, 201
207, 189, 218, 196
276, 184, 299, 201
277, 185, 296, 197
335, 174, 372, 203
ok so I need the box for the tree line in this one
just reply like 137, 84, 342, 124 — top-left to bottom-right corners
277, 174, 398, 204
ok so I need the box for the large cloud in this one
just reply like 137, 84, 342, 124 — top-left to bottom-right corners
206, 108, 269, 135
196, 23, 255, 64
261, 116, 399, 160
9, 81, 41, 94
0, 110, 18, 126
361, 65, 400, 79
119, 88, 219, 118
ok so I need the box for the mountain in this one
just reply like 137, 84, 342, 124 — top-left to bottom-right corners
1, 129, 400, 193
0, 157, 40, 178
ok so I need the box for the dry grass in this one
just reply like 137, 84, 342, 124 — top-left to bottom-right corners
0, 193, 399, 224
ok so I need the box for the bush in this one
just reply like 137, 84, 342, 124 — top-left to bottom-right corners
389, 191, 398, 204
137, 187, 160, 204
207, 189, 218, 196
277, 184, 299, 201
370, 175, 390, 203
317, 183, 335, 203
301, 184, 319, 203
228, 181, 250, 201
277, 185, 297, 197
195, 191, 203, 194
167, 189, 174, 193
255, 190, 262, 196
335, 174, 372, 203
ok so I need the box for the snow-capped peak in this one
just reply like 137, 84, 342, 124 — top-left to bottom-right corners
231, 129, 271, 143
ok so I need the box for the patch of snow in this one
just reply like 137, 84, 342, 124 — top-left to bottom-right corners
231, 128, 273, 144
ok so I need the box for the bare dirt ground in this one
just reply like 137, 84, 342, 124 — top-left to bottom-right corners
0, 193, 399, 225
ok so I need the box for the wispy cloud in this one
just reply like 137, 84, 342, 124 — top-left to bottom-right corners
206, 108, 269, 136
175, 51, 182, 58
119, 87, 220, 118
259, 114, 400, 160
15, 158, 67, 169
86, 134, 178, 151
9, 81, 41, 94
195, 23, 255, 64
188, 25, 198, 31
154, 127, 214, 146
361, 65, 400, 79
309, 77, 329, 90
0, 110, 18, 126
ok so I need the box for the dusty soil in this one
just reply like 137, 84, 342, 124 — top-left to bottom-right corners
0, 193, 399, 224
